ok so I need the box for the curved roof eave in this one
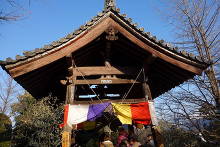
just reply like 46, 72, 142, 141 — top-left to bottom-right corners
0, 8, 210, 78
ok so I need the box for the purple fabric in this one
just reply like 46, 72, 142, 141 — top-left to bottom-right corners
87, 102, 110, 121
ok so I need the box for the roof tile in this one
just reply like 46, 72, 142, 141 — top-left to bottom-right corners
86, 20, 94, 26
121, 14, 127, 18
98, 12, 105, 17
51, 41, 61, 47
6, 57, 15, 63
131, 23, 138, 27
23, 51, 36, 57
59, 37, 69, 43
116, 8, 120, 13
138, 27, 144, 32
43, 44, 53, 50
15, 55, 26, 60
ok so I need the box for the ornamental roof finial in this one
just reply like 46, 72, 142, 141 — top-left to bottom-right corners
104, 0, 116, 11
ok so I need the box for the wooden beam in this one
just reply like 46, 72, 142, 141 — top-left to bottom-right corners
74, 78, 140, 85
73, 66, 138, 76
72, 98, 147, 104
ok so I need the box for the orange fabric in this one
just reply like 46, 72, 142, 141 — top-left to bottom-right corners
59, 105, 69, 128
131, 102, 151, 125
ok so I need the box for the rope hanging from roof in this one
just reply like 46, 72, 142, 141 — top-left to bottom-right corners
72, 57, 145, 104
120, 68, 144, 103
67, 59, 155, 128
72, 58, 103, 104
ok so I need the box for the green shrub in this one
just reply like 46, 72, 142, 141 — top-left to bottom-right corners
0, 113, 12, 147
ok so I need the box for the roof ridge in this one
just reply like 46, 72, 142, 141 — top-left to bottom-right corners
104, 0, 116, 11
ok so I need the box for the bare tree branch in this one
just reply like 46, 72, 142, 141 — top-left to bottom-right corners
157, 1, 220, 143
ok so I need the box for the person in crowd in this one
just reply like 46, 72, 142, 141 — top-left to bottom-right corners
119, 139, 129, 147
147, 134, 156, 147
133, 124, 148, 145
119, 142, 128, 147
128, 137, 141, 147
100, 134, 114, 147
117, 127, 128, 146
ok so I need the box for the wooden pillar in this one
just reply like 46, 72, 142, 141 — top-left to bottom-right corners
62, 54, 76, 147
62, 130, 71, 147
142, 82, 152, 100
62, 85, 74, 147
66, 77, 76, 104
142, 82, 164, 147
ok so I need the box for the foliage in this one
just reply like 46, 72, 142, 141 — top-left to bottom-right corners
158, 120, 218, 147
11, 92, 63, 147
0, 113, 12, 147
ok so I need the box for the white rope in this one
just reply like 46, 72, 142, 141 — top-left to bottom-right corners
142, 68, 149, 101
71, 60, 115, 122
121, 68, 143, 103
71, 59, 144, 119
72, 60, 104, 104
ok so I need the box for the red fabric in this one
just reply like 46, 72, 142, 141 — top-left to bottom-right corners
59, 105, 69, 128
131, 102, 151, 125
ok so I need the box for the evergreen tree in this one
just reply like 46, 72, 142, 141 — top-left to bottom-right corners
0, 113, 12, 147
11, 93, 63, 146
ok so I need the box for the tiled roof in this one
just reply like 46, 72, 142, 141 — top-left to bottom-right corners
0, 6, 210, 67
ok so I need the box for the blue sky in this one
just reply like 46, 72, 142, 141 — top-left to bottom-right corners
0, 0, 174, 61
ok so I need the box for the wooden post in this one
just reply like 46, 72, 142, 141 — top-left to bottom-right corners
142, 82, 164, 147
62, 54, 76, 147
63, 85, 74, 147
142, 82, 152, 100
62, 131, 71, 147
68, 76, 76, 104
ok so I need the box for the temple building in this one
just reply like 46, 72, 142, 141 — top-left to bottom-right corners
0, 0, 210, 146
